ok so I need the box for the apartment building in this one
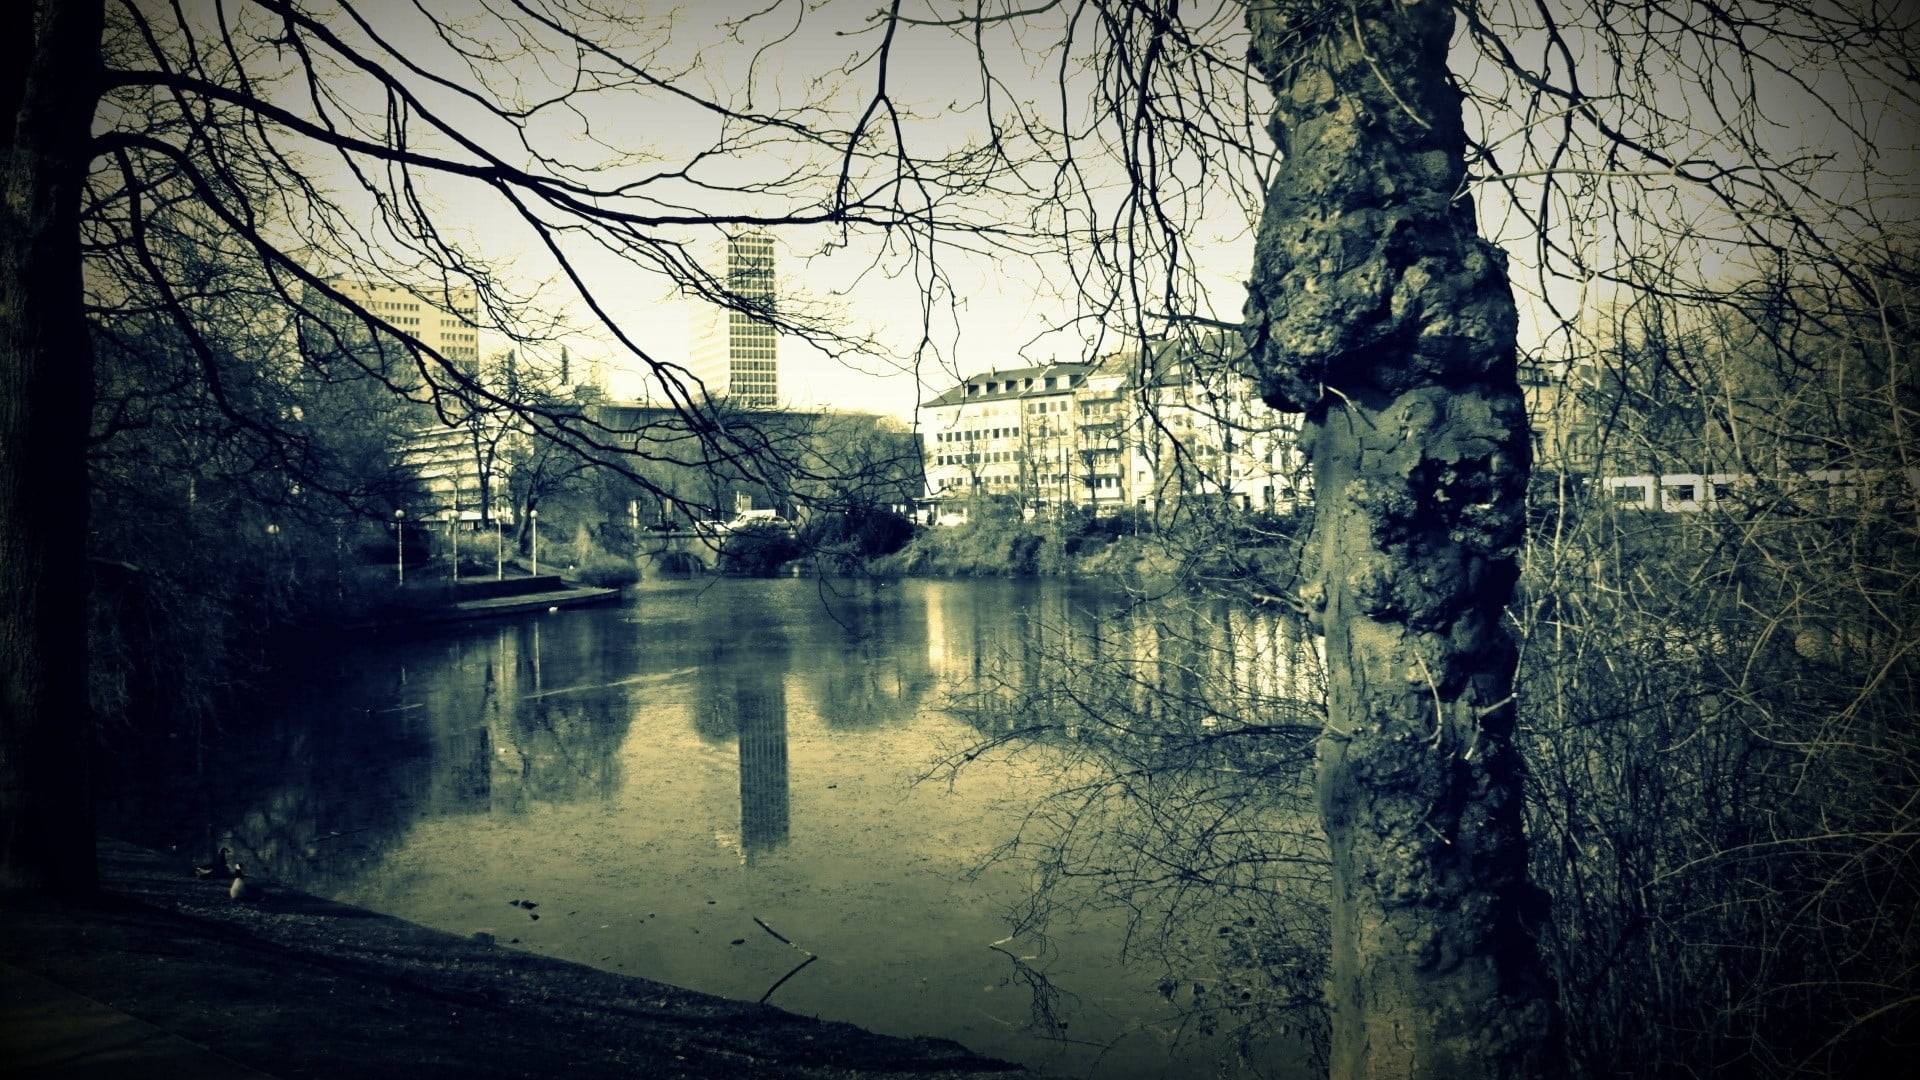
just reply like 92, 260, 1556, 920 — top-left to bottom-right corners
1121, 336, 1304, 514
920, 363, 1092, 505
326, 279, 483, 375
919, 336, 1305, 516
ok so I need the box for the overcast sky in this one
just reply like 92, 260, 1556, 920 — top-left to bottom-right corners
207, 0, 1913, 423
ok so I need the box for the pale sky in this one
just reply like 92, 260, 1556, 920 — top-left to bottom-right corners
219, 0, 1907, 423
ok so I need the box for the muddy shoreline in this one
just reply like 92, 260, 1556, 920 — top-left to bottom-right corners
1, 840, 1029, 1079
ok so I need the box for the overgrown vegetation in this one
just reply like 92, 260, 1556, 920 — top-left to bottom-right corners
1512, 278, 1920, 1077
875, 498, 1305, 586
936, 267, 1918, 1075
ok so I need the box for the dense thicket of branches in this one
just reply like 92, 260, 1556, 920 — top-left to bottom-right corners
1515, 269, 1919, 1076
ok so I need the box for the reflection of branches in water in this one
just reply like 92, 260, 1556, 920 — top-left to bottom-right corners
931, 592, 1333, 1069
987, 935, 1073, 1036
984, 934, 1128, 1057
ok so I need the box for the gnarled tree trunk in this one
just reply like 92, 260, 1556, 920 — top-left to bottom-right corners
1241, 0, 1561, 1073
1, 0, 104, 895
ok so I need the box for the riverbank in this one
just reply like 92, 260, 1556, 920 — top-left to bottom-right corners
0, 840, 1028, 1079
867, 507, 1304, 587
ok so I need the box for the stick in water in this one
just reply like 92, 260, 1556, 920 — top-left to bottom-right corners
753, 916, 817, 1004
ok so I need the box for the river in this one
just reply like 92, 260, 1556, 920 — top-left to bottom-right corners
104, 577, 1326, 1078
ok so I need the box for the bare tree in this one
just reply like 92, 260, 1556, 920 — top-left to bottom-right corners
6, 0, 996, 890
1239, 1, 1561, 1070
3, 0, 112, 895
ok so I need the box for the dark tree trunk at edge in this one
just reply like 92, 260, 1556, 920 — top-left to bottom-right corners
1241, 0, 1562, 1073
1, 0, 105, 895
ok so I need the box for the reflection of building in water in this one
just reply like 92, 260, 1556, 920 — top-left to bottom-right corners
921, 580, 998, 688
411, 618, 637, 816
787, 585, 935, 730
693, 629, 792, 863
736, 680, 789, 862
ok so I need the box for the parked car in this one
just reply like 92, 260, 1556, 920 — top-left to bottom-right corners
722, 511, 795, 535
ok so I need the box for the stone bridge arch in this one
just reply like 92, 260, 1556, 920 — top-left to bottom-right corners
638, 531, 716, 576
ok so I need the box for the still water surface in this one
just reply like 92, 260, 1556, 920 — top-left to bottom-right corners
108, 578, 1317, 1079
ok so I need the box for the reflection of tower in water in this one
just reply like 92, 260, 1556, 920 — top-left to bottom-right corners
693, 626, 791, 863
735, 670, 789, 862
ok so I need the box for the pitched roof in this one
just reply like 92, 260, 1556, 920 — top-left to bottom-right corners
920, 362, 1094, 408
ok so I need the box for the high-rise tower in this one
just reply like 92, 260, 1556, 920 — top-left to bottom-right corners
690, 231, 778, 407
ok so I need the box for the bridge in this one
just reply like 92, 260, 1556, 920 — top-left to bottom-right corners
636, 530, 725, 575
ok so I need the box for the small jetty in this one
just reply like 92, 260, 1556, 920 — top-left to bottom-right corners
435, 574, 622, 621
340, 573, 622, 634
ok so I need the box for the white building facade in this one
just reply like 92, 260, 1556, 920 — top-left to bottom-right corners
920, 363, 1091, 507
919, 336, 1306, 517
327, 279, 483, 375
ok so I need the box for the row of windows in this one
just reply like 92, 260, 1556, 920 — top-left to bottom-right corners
938, 473, 1119, 490
935, 450, 1025, 466
935, 426, 1022, 443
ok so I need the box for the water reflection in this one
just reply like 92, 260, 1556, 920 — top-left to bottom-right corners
801, 583, 934, 730
100, 579, 1320, 1080
694, 624, 792, 861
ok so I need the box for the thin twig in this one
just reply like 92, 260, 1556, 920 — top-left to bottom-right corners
754, 916, 818, 1004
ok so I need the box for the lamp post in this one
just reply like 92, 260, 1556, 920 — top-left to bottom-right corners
496, 514, 505, 580
530, 508, 539, 576
447, 509, 460, 583
394, 508, 406, 585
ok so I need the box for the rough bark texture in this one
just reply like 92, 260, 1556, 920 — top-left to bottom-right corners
1, 0, 104, 895
1241, 0, 1561, 1074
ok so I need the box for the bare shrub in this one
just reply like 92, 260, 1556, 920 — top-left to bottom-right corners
1516, 267, 1920, 1076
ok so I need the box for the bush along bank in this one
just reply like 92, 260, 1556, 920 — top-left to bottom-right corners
869, 500, 1309, 592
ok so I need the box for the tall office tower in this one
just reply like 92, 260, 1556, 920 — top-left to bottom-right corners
690, 231, 778, 407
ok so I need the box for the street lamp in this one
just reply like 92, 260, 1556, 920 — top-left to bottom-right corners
394, 508, 406, 585
496, 513, 505, 580
530, 508, 539, 576
446, 509, 460, 583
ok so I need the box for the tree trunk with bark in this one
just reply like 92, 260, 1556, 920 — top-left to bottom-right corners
1241, 0, 1561, 1073
1, 0, 104, 895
